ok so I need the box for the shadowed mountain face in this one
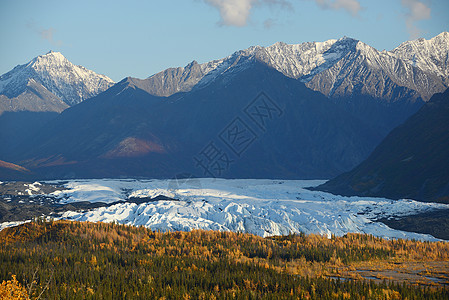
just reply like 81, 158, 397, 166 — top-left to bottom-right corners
316, 88, 449, 203
7, 61, 382, 180
0, 111, 61, 159
0, 160, 34, 181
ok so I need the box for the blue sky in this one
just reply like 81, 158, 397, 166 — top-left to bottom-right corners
1, 0, 448, 82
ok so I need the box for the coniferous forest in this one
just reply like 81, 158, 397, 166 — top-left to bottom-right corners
1, 220, 448, 299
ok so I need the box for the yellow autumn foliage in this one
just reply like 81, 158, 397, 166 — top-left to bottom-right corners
0, 275, 29, 300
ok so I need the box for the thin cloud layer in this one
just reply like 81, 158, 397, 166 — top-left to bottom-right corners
314, 0, 362, 16
40, 27, 63, 46
40, 28, 55, 44
401, 0, 431, 39
27, 21, 63, 46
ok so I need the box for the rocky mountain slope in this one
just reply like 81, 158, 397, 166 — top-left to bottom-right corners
0, 79, 68, 114
316, 88, 449, 203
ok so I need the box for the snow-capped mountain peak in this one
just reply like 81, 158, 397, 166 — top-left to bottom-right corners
33, 50, 66, 65
142, 36, 361, 96
142, 32, 449, 102
0, 51, 115, 106
391, 31, 449, 78
142, 35, 365, 96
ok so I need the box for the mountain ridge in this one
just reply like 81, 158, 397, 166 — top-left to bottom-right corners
142, 32, 449, 102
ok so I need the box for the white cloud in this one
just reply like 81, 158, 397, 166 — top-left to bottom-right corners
314, 0, 362, 16
400, 0, 431, 39
203, 0, 291, 27
40, 27, 63, 46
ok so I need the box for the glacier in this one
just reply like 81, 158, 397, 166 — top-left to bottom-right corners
4, 178, 441, 241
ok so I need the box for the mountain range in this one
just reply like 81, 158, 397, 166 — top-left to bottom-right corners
1, 33, 448, 184
145, 32, 449, 102
3, 61, 381, 179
